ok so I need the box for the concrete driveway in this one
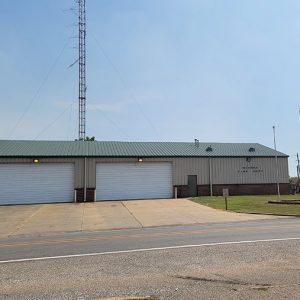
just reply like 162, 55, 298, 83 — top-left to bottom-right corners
0, 199, 281, 237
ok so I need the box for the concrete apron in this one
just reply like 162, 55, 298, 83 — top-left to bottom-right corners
0, 199, 280, 237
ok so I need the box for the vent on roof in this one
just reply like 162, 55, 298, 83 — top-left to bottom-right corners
206, 146, 213, 152
248, 147, 255, 152
194, 139, 199, 148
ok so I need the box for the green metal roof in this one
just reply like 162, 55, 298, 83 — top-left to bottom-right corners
0, 140, 288, 158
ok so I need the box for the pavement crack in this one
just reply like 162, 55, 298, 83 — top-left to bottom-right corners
81, 203, 85, 231
121, 201, 144, 228
212, 273, 251, 285
174, 275, 248, 285
174, 275, 272, 288
8, 206, 45, 237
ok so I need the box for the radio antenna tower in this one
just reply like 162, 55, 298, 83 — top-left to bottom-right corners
78, 0, 86, 140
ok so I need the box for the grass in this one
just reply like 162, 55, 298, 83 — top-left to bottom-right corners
191, 194, 300, 216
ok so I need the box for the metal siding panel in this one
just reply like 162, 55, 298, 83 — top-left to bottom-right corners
96, 162, 173, 200
211, 157, 289, 184
95, 157, 173, 163
75, 160, 82, 188
173, 158, 209, 185
87, 158, 96, 188
0, 158, 77, 163
0, 163, 75, 205
279, 157, 289, 182
75, 158, 85, 188
94, 157, 209, 186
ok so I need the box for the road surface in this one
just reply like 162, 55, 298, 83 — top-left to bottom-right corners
0, 218, 299, 299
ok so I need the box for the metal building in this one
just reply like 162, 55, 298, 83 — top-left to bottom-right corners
0, 140, 290, 205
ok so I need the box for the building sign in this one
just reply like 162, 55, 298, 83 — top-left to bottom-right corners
222, 188, 229, 197
238, 166, 264, 173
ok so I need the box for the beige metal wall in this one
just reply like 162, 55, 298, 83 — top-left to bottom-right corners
171, 157, 210, 185
0, 156, 289, 189
211, 157, 289, 184
92, 156, 289, 186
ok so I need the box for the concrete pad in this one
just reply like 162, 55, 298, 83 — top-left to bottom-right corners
82, 202, 141, 231
0, 198, 282, 237
0, 201, 143, 237
0, 205, 43, 237
122, 199, 280, 227
15, 203, 84, 235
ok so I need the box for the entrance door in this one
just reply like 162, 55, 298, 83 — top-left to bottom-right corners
188, 175, 197, 197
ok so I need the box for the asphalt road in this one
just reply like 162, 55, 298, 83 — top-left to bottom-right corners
0, 218, 299, 299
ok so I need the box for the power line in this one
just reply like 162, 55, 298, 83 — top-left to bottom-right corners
89, 29, 160, 139
97, 109, 132, 140
67, 99, 77, 140
66, 76, 78, 140
72, 110, 78, 141
8, 35, 74, 139
34, 101, 75, 140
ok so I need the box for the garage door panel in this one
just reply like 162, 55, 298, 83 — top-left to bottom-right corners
0, 164, 74, 205
96, 163, 173, 201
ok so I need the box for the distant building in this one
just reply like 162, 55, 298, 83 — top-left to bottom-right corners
0, 140, 289, 205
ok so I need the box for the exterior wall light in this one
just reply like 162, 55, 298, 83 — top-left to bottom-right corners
138, 158, 143, 162
33, 159, 39, 163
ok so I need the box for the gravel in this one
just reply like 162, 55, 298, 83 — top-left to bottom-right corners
1, 239, 299, 299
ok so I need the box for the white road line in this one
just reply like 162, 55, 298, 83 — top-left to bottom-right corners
0, 237, 299, 264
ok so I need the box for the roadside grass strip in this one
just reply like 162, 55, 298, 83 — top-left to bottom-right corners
191, 195, 300, 216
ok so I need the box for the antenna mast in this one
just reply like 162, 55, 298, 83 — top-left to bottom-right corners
78, 0, 86, 140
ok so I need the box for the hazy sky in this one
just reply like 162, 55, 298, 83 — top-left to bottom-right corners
0, 0, 299, 175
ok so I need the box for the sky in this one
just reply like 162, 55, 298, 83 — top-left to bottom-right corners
0, 0, 299, 175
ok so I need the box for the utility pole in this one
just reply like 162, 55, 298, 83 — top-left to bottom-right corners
297, 153, 300, 182
273, 126, 280, 200
78, 0, 86, 141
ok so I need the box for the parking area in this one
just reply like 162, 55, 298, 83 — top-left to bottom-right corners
0, 199, 282, 237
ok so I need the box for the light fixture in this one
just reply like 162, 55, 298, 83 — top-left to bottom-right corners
138, 158, 143, 162
33, 159, 39, 163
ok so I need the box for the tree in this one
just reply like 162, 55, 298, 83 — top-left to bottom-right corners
74, 136, 96, 141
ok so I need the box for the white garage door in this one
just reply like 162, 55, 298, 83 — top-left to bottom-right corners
96, 163, 173, 200
0, 163, 74, 205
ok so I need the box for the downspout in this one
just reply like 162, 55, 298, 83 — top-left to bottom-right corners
209, 157, 213, 197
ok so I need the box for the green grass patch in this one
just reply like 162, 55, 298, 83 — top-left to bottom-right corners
191, 195, 300, 216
